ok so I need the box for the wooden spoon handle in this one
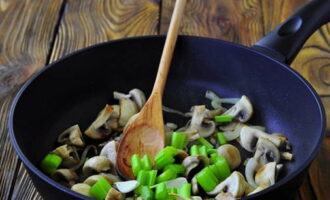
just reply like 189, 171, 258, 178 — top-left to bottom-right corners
152, 0, 186, 96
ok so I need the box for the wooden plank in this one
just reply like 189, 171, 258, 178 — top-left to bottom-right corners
321, 97, 330, 136
0, 1, 64, 199
298, 175, 317, 200
160, 0, 264, 46
50, 0, 160, 62
10, 164, 43, 200
0, 0, 64, 98
308, 136, 330, 200
11, 0, 160, 199
0, 96, 17, 200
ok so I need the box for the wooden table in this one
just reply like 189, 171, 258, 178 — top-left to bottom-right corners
0, 0, 329, 199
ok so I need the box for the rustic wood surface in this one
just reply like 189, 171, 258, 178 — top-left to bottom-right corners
0, 0, 329, 199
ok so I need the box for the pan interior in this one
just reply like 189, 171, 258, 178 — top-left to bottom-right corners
12, 36, 323, 194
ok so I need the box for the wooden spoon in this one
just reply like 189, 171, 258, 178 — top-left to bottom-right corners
116, 0, 186, 179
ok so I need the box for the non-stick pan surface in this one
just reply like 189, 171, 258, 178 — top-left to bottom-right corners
9, 35, 326, 200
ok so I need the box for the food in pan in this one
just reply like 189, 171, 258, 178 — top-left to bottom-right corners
40, 88, 293, 200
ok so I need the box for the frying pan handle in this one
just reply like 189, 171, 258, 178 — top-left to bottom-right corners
253, 0, 330, 64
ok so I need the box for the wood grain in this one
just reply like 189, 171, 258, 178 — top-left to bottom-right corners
321, 97, 330, 136
309, 136, 330, 200
161, 0, 264, 46
0, 0, 64, 98
0, 0, 64, 199
0, 96, 18, 200
11, 164, 43, 200
50, 0, 160, 62
298, 175, 317, 200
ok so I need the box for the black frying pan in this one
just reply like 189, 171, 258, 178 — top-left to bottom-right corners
8, 0, 329, 199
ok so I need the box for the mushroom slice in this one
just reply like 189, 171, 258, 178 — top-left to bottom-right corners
255, 162, 282, 187
219, 123, 246, 141
83, 156, 112, 176
84, 173, 121, 186
119, 98, 138, 127
71, 183, 91, 197
114, 180, 139, 193
128, 88, 146, 110
215, 192, 236, 200
165, 177, 188, 189
281, 152, 294, 161
100, 141, 118, 166
52, 169, 78, 187
207, 171, 247, 197
184, 105, 216, 139
239, 126, 287, 152
58, 125, 85, 147
191, 176, 199, 195
205, 90, 224, 110
165, 122, 178, 131
222, 95, 253, 122
182, 155, 209, 180
114, 88, 146, 110
248, 184, 269, 195
106, 187, 123, 200
53, 145, 79, 168
254, 138, 280, 165
85, 105, 120, 139
217, 144, 241, 170
245, 157, 261, 187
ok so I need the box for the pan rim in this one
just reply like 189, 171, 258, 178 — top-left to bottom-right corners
8, 35, 326, 199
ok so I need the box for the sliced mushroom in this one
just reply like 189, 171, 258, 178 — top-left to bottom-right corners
114, 180, 139, 193
100, 141, 118, 166
84, 173, 121, 186
248, 184, 269, 195
128, 88, 146, 109
206, 108, 223, 118
164, 177, 188, 189
113, 88, 146, 110
219, 123, 246, 141
165, 122, 178, 131
83, 156, 112, 176
244, 157, 261, 187
182, 155, 209, 180
281, 152, 294, 161
205, 90, 225, 110
254, 138, 280, 165
255, 162, 283, 187
184, 105, 216, 139
239, 126, 287, 152
176, 149, 189, 162
52, 145, 79, 168
85, 105, 120, 139
217, 144, 241, 170
222, 95, 253, 122
215, 192, 236, 200
207, 171, 247, 198
106, 187, 123, 200
244, 182, 256, 195
58, 125, 85, 147
191, 176, 199, 195
71, 183, 91, 197
119, 98, 138, 127
52, 169, 78, 187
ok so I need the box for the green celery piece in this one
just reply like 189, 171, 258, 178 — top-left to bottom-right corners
214, 115, 233, 123
40, 153, 62, 175
90, 177, 112, 200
